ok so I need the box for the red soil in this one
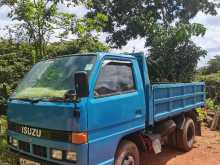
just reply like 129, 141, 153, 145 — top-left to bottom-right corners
142, 127, 220, 165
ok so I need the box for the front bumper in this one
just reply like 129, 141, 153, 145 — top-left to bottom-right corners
8, 149, 61, 165
8, 131, 88, 165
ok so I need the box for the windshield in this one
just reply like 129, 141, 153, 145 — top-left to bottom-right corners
12, 55, 96, 100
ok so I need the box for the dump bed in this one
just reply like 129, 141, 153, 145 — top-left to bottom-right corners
152, 83, 205, 122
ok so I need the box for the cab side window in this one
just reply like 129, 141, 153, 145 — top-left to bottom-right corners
94, 60, 135, 97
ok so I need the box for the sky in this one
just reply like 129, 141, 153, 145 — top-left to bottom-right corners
0, 4, 220, 67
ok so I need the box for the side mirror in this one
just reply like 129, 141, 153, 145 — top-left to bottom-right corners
74, 71, 89, 98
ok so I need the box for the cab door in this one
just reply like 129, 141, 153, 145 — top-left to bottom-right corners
87, 57, 146, 165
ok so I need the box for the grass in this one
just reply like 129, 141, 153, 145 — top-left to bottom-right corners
0, 115, 7, 149
0, 116, 18, 165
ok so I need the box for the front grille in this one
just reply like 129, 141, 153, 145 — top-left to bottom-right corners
33, 144, 47, 158
10, 149, 61, 165
19, 141, 30, 153
8, 121, 71, 142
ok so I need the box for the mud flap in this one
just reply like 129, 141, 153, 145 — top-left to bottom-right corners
146, 134, 162, 154
152, 138, 162, 154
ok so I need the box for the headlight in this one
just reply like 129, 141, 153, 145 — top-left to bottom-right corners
51, 149, 63, 160
12, 138, 18, 147
66, 151, 77, 161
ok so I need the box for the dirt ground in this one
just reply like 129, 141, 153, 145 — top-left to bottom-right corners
142, 126, 220, 165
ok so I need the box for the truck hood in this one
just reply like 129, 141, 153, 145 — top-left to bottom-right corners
7, 100, 80, 132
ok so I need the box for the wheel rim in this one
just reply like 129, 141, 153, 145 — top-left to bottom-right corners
122, 155, 135, 165
187, 124, 194, 146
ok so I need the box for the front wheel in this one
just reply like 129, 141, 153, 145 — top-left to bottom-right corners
114, 140, 140, 165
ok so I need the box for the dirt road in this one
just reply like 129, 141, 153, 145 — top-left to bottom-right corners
142, 127, 220, 165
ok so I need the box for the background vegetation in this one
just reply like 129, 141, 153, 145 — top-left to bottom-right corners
196, 55, 220, 104
0, 0, 219, 114
0, 0, 220, 164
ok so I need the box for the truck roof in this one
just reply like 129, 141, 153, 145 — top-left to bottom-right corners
44, 52, 139, 61
96, 52, 136, 59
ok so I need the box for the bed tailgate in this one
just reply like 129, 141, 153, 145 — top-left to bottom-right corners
152, 83, 205, 122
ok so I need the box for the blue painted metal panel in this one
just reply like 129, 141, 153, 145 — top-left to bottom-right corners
130, 53, 153, 126
7, 95, 89, 164
7, 99, 88, 132
152, 83, 205, 122
87, 53, 146, 165
88, 119, 145, 165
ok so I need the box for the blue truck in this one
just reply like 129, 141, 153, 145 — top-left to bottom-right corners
7, 52, 205, 165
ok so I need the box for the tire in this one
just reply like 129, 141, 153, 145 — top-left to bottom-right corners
177, 118, 195, 152
114, 140, 140, 165
167, 132, 177, 148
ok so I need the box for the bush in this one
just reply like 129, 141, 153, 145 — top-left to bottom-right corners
196, 72, 220, 104
196, 107, 207, 121
205, 98, 215, 111
0, 52, 33, 114
0, 116, 18, 165
0, 116, 7, 148
196, 98, 218, 122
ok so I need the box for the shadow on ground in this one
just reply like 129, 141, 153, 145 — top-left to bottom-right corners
141, 147, 184, 165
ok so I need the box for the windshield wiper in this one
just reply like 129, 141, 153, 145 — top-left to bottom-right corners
31, 99, 44, 104
9, 98, 44, 104
10, 98, 31, 102
9, 96, 69, 103
47, 97, 66, 102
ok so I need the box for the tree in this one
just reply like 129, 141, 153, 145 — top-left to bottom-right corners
87, 0, 218, 48
196, 55, 220, 75
205, 55, 220, 74
47, 35, 109, 57
3, 0, 108, 62
7, 0, 75, 61
196, 55, 220, 104
147, 23, 207, 82
85, 0, 217, 82
0, 40, 33, 114
196, 72, 220, 104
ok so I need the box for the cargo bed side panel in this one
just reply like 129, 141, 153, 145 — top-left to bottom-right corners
152, 83, 205, 122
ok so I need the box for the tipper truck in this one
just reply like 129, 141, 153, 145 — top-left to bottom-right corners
7, 52, 205, 165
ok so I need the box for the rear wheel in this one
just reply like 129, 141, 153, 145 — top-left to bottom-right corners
177, 118, 195, 151
114, 140, 140, 165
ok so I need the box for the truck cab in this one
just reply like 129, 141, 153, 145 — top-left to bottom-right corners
7, 52, 205, 165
